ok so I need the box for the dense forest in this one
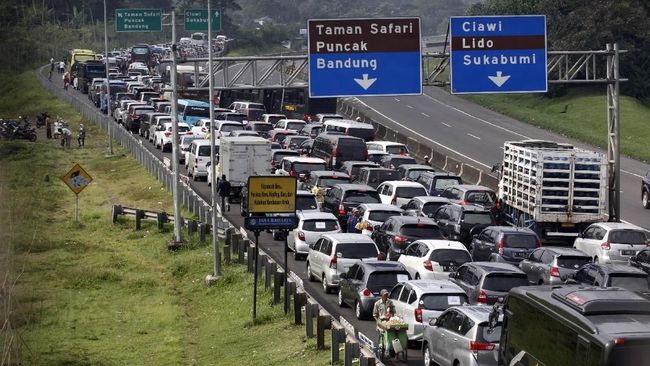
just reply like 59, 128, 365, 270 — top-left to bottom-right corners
1, 0, 649, 101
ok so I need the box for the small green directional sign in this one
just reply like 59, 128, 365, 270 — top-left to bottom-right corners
184, 9, 221, 32
115, 9, 162, 32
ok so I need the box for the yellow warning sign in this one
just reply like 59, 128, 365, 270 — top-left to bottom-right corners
247, 176, 297, 214
61, 163, 93, 195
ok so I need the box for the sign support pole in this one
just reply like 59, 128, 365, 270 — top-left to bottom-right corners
103, 0, 113, 157
170, 8, 183, 246
284, 232, 289, 314
253, 230, 260, 320
75, 194, 79, 223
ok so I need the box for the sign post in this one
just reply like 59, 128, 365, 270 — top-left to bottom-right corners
308, 17, 422, 98
449, 15, 547, 94
61, 164, 93, 222
184, 9, 221, 32
115, 8, 162, 32
245, 176, 298, 320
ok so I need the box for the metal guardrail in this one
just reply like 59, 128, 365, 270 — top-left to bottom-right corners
36, 66, 384, 366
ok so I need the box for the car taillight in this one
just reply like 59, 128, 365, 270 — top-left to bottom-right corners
414, 308, 423, 323
498, 238, 504, 255
338, 204, 346, 216
164, 132, 171, 137
298, 231, 305, 241
423, 260, 434, 272
550, 266, 561, 278
366, 225, 373, 232
391, 197, 397, 205
271, 159, 276, 167
289, 170, 297, 177
201, 127, 206, 132
601, 241, 611, 250
459, 200, 467, 206
394, 235, 407, 245
332, 146, 338, 157
470, 341, 495, 351
361, 288, 372, 297
478, 290, 488, 304
329, 256, 337, 269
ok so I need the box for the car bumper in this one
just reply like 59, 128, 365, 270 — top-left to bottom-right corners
293, 240, 310, 255
358, 297, 376, 314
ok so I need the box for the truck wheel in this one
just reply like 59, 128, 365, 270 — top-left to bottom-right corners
643, 191, 650, 209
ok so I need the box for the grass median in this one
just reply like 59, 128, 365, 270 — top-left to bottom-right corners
0, 71, 331, 365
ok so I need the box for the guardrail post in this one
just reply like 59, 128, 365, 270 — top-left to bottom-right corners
187, 220, 197, 236
157, 212, 168, 230
273, 270, 283, 305
331, 326, 345, 364
265, 262, 275, 290
293, 289, 306, 325
111, 204, 122, 224
257, 253, 266, 281
135, 209, 144, 230
238, 236, 246, 264
345, 340, 360, 366
317, 313, 331, 350
199, 223, 207, 242
247, 240, 256, 273
305, 301, 319, 338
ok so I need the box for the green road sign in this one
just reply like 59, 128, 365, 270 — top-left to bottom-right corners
184, 9, 221, 32
115, 9, 162, 32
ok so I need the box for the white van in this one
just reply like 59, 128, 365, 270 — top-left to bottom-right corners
187, 139, 217, 181
323, 119, 376, 141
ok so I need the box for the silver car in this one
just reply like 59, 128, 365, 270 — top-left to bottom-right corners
356, 203, 403, 236
306, 233, 380, 293
288, 212, 341, 260
519, 247, 592, 285
574, 222, 649, 264
423, 305, 502, 366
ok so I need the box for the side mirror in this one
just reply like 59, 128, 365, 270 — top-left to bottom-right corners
428, 317, 438, 326
339, 273, 347, 279
448, 272, 457, 279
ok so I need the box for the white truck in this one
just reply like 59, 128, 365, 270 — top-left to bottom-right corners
497, 140, 607, 241
219, 136, 272, 202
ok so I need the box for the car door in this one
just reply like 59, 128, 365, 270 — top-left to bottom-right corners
377, 183, 389, 204
399, 243, 420, 278
432, 207, 450, 235
351, 266, 366, 304
341, 264, 358, 304
322, 187, 338, 214
472, 229, 491, 260
435, 310, 460, 365
575, 226, 600, 258
451, 266, 472, 296
397, 286, 416, 335
316, 239, 332, 277
388, 283, 404, 317
309, 238, 324, 277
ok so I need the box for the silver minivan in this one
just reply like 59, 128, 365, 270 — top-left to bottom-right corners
306, 233, 380, 293
574, 222, 649, 264
288, 212, 341, 260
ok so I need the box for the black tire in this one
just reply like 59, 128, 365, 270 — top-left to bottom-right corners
643, 190, 650, 209
322, 274, 331, 293
337, 288, 346, 307
423, 344, 434, 366
306, 262, 315, 282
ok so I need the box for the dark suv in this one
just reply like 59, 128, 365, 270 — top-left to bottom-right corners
448, 262, 529, 304
322, 184, 381, 229
353, 167, 400, 189
396, 164, 435, 182
629, 248, 650, 275
569, 263, 650, 292
470, 226, 541, 264
643, 168, 650, 209
380, 154, 417, 169
371, 216, 444, 260
337, 260, 411, 320
416, 172, 463, 196
431, 203, 496, 245
337, 161, 378, 182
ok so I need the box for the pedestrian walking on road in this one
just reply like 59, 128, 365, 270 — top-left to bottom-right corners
77, 124, 86, 147
62, 72, 70, 90
347, 208, 361, 233
58, 60, 65, 74
217, 174, 231, 212
49, 58, 54, 80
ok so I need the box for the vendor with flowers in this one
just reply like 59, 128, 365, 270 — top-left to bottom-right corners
373, 289, 396, 321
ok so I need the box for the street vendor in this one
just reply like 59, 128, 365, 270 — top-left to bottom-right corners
373, 289, 396, 322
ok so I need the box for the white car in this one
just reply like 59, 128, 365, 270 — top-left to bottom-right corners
155, 122, 190, 152
186, 139, 215, 181
398, 240, 472, 280
275, 156, 327, 179
376, 181, 428, 207
270, 190, 320, 240
149, 115, 172, 143
213, 120, 244, 139
389, 280, 469, 341
262, 113, 286, 125
573, 222, 649, 264
366, 141, 410, 155
288, 212, 341, 260
115, 100, 145, 125
274, 119, 307, 133
190, 118, 211, 138
356, 203, 403, 236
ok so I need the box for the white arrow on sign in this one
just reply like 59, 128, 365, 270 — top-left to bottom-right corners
354, 74, 377, 90
488, 71, 511, 87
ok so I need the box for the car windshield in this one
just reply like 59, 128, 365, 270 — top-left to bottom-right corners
420, 293, 469, 311
294, 163, 326, 174
396, 186, 427, 198
367, 271, 410, 293
248, 109, 265, 121
343, 191, 381, 204
609, 230, 648, 245
385, 145, 407, 154
557, 256, 592, 269
318, 177, 349, 188
476, 323, 502, 343
407, 169, 432, 180
287, 137, 308, 146
607, 275, 650, 291
197, 145, 218, 156
266, 116, 284, 124
347, 127, 374, 141
135, 108, 154, 115
429, 249, 472, 266
274, 134, 291, 143
482, 275, 529, 292
503, 234, 539, 248
221, 124, 243, 133
253, 123, 273, 132
368, 210, 401, 222
422, 202, 447, 216
296, 196, 319, 210
226, 114, 246, 123
389, 157, 416, 167
368, 170, 400, 183
463, 212, 494, 225
287, 122, 306, 131
179, 126, 190, 133
400, 224, 443, 239
274, 152, 300, 163
466, 190, 496, 205
302, 219, 339, 232
336, 243, 378, 259
434, 178, 463, 190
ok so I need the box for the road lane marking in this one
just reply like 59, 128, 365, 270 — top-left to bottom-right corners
467, 133, 481, 140
407, 105, 414, 109
421, 112, 430, 117
394, 98, 400, 102
441, 122, 451, 127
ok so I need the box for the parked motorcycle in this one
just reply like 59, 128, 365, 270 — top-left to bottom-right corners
1, 118, 37, 141
36, 112, 49, 128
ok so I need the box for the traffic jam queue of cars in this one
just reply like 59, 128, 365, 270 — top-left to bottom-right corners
78, 46, 650, 366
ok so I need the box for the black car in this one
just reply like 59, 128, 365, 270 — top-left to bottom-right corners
470, 226, 541, 264
76, 60, 106, 93
321, 184, 381, 229
629, 248, 650, 275
448, 262, 529, 304
641, 169, 650, 209
337, 161, 378, 182
311, 134, 369, 170
396, 164, 435, 182
415, 171, 463, 196
352, 167, 400, 189
371, 216, 443, 260
569, 263, 650, 292
379, 154, 417, 169
431, 203, 496, 245
245, 121, 273, 139
337, 260, 411, 320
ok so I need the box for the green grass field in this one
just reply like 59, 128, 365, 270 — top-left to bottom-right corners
0, 72, 331, 366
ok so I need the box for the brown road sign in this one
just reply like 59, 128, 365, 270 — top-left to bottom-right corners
61, 163, 93, 194
247, 176, 297, 214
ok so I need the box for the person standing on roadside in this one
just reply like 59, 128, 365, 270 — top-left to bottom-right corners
49, 58, 55, 80
77, 124, 86, 148
59, 60, 65, 74
59, 127, 72, 148
62, 71, 70, 90
216, 174, 231, 212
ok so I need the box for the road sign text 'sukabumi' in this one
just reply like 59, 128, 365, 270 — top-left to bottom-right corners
308, 17, 422, 98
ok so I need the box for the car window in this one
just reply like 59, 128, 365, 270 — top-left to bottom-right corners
368, 210, 401, 222
366, 271, 410, 293
429, 249, 472, 266
456, 266, 469, 282
416, 243, 429, 257
482, 274, 529, 291
437, 311, 456, 329
465, 190, 496, 205
609, 230, 647, 245
343, 190, 381, 204
355, 267, 365, 281
404, 243, 419, 256
446, 312, 466, 334
395, 186, 427, 198
312, 238, 323, 252
296, 195, 319, 210
422, 202, 447, 216
408, 290, 417, 304
399, 288, 411, 303
336, 243, 378, 259
346, 264, 359, 279
477, 323, 502, 343
399, 224, 444, 239
302, 219, 339, 232
389, 284, 403, 300
574, 267, 594, 284
463, 212, 494, 225
594, 227, 606, 241
540, 250, 554, 264
529, 249, 544, 262
320, 240, 332, 255
420, 293, 468, 311
582, 227, 596, 239
607, 275, 650, 291
503, 234, 539, 248
557, 256, 591, 269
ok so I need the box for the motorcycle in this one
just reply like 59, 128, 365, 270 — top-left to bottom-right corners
1, 119, 37, 141
36, 112, 49, 128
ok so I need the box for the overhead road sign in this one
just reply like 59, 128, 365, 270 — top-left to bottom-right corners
184, 9, 221, 32
61, 163, 93, 195
449, 15, 547, 94
115, 9, 162, 32
308, 17, 422, 98
247, 176, 297, 214
245, 216, 299, 231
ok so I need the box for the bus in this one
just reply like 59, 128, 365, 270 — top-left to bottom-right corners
68, 48, 96, 77
496, 286, 650, 366
130, 44, 152, 66
218, 86, 337, 120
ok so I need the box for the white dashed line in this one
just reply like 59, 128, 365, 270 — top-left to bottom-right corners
421, 112, 430, 117
441, 122, 452, 127
394, 98, 400, 102
406, 105, 414, 109
467, 133, 481, 140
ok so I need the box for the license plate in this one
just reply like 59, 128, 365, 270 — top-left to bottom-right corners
561, 223, 575, 228
621, 250, 636, 256
514, 252, 526, 257
443, 266, 455, 272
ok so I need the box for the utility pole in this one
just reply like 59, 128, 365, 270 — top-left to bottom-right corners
103, 0, 113, 157
169, 8, 183, 248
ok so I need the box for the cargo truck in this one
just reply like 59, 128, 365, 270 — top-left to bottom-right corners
219, 136, 272, 203
497, 140, 607, 241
